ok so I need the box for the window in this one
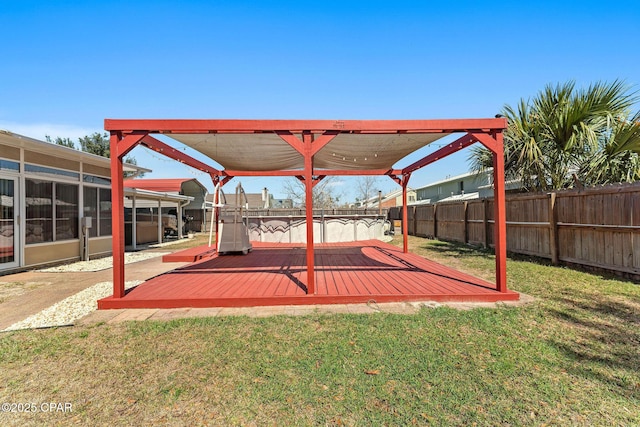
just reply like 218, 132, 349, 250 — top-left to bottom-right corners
459, 181, 464, 193
83, 187, 112, 237
0, 159, 19, 172
99, 188, 112, 236
56, 183, 78, 240
25, 164, 79, 180
83, 174, 111, 185
83, 187, 97, 237
25, 179, 80, 244
0, 179, 15, 263
25, 179, 53, 244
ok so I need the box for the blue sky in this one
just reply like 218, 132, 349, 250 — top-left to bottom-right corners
1, 0, 639, 199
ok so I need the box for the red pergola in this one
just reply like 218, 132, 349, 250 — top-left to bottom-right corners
105, 118, 509, 305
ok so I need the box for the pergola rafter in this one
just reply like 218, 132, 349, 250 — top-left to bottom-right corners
106, 118, 509, 301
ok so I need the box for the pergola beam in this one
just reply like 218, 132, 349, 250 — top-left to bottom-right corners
139, 135, 224, 177
228, 169, 406, 179
105, 118, 507, 134
402, 133, 478, 175
312, 175, 327, 188
117, 132, 147, 159
472, 132, 501, 153
310, 131, 340, 156
276, 130, 339, 157
222, 168, 404, 177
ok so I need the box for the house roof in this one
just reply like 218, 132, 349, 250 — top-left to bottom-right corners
415, 170, 486, 190
123, 188, 194, 203
0, 130, 149, 174
123, 178, 206, 193
437, 192, 480, 202
205, 192, 267, 208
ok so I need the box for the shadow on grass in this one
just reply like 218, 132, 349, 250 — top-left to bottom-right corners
418, 240, 495, 260
418, 239, 555, 267
546, 289, 640, 398
421, 240, 637, 284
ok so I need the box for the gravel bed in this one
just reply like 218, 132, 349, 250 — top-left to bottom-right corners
38, 252, 170, 273
3, 280, 143, 331
149, 238, 197, 248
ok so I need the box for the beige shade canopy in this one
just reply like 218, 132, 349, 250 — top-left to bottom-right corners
167, 132, 451, 172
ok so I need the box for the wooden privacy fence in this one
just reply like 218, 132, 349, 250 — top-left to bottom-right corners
389, 182, 640, 277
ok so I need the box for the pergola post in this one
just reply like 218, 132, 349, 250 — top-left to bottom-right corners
401, 174, 410, 253
303, 132, 315, 295
110, 132, 126, 298
214, 194, 220, 251
157, 200, 162, 244
471, 131, 509, 294
177, 202, 184, 239
492, 132, 508, 292
132, 195, 137, 251
213, 176, 222, 251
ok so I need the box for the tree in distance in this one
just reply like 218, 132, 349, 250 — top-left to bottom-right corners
281, 176, 345, 209
45, 135, 75, 149
356, 176, 381, 208
46, 131, 143, 177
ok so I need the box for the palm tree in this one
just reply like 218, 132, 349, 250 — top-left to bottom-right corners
469, 80, 639, 191
580, 111, 640, 185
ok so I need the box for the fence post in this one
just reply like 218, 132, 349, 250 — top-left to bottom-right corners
483, 199, 489, 249
549, 192, 559, 264
412, 206, 417, 236
463, 201, 469, 244
433, 204, 438, 239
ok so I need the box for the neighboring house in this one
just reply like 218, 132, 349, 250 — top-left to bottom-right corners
413, 169, 522, 204
0, 130, 146, 274
415, 171, 491, 204
203, 187, 293, 231
206, 187, 292, 210
356, 188, 417, 209
123, 178, 208, 232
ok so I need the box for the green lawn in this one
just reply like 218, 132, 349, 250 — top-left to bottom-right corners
0, 235, 638, 426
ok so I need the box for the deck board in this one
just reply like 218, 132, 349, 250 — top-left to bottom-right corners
100, 240, 519, 309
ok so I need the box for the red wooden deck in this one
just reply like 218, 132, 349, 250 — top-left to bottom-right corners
162, 245, 217, 262
98, 240, 519, 309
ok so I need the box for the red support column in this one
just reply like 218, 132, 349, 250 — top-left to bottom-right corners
401, 174, 410, 253
303, 132, 315, 295
492, 132, 508, 292
214, 177, 220, 251
110, 132, 126, 298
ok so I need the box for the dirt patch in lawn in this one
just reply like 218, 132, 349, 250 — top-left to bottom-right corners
0, 282, 49, 304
